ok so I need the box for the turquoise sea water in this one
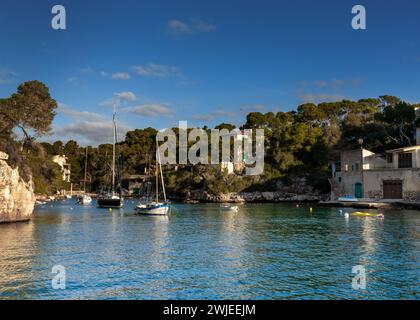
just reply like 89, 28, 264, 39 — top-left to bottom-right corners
0, 200, 418, 300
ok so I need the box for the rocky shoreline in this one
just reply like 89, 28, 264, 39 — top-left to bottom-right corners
0, 152, 35, 223
180, 190, 328, 203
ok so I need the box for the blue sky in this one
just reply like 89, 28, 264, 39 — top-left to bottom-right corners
1, 0, 420, 145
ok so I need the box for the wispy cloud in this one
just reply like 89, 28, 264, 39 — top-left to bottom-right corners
67, 76, 82, 87
0, 68, 18, 84
167, 18, 216, 35
124, 104, 173, 117
99, 91, 137, 108
309, 78, 361, 90
297, 92, 346, 104
49, 103, 133, 145
114, 91, 136, 101
78, 66, 95, 74
51, 120, 132, 146
132, 63, 182, 78
192, 110, 236, 122
296, 78, 361, 103
239, 104, 266, 113
111, 72, 131, 80
58, 103, 105, 122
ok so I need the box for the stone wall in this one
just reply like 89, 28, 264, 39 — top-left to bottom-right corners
364, 168, 420, 201
0, 152, 35, 223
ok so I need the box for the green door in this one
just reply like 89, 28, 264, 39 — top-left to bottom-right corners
355, 183, 363, 198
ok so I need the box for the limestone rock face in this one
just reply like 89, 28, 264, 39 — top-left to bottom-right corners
0, 154, 35, 223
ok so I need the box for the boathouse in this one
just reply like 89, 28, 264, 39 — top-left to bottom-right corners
330, 145, 420, 201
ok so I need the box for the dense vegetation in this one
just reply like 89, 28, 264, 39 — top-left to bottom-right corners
40, 96, 420, 196
0, 81, 66, 194
1, 82, 419, 196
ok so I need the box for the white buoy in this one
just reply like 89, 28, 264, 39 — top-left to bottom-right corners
344, 213, 350, 219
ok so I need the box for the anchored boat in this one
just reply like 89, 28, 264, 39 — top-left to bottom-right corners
135, 139, 170, 215
98, 112, 123, 208
77, 147, 92, 205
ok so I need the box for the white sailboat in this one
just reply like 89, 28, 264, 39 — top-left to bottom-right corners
77, 147, 92, 205
135, 139, 170, 215
98, 112, 123, 208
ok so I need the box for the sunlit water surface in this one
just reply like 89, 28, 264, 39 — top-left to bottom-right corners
0, 200, 418, 299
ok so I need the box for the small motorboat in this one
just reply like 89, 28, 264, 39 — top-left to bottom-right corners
220, 204, 239, 212
77, 195, 92, 205
338, 196, 359, 202
184, 199, 199, 204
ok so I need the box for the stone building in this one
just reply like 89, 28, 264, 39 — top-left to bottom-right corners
330, 145, 420, 201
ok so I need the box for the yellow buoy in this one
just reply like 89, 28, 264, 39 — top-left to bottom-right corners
309, 207, 313, 213
109, 208, 112, 213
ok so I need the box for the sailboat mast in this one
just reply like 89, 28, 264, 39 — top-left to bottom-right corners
155, 145, 159, 203
83, 147, 88, 193
112, 112, 116, 195
157, 139, 167, 202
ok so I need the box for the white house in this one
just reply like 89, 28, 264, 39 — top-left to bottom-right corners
52, 155, 71, 183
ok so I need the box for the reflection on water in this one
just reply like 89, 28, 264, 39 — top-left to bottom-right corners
0, 200, 418, 300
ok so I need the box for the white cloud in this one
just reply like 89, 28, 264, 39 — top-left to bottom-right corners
124, 104, 173, 117
167, 18, 216, 35
132, 63, 182, 78
99, 92, 137, 108
47, 103, 132, 145
0, 68, 18, 84
50, 120, 133, 146
168, 19, 192, 34
111, 72, 131, 80
58, 103, 105, 122
114, 91, 136, 102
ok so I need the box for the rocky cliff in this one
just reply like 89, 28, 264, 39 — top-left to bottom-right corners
0, 151, 35, 223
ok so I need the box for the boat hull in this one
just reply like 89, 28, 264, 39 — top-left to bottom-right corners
135, 204, 169, 215
97, 198, 123, 208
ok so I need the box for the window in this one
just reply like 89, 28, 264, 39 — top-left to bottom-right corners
355, 163, 360, 171
398, 152, 412, 169
386, 154, 393, 164
335, 162, 341, 173
338, 177, 342, 183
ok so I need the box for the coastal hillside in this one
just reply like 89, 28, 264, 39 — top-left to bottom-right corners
37, 96, 420, 200
0, 81, 58, 221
